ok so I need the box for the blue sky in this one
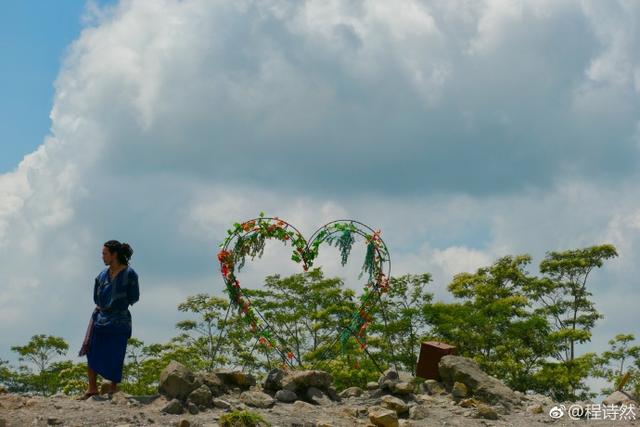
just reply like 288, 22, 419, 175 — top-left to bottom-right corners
0, 0, 639, 396
0, 2, 87, 172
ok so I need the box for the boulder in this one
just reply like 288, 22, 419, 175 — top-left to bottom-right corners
339, 387, 364, 398
110, 391, 131, 406
275, 389, 298, 403
451, 382, 468, 399
307, 387, 332, 405
281, 370, 333, 394
381, 395, 409, 415
378, 369, 413, 384
264, 368, 285, 392
475, 403, 498, 420
326, 386, 339, 401
421, 379, 445, 395
159, 361, 198, 401
187, 402, 199, 414
161, 398, 184, 415
602, 390, 638, 406
409, 405, 428, 420
369, 407, 400, 427
527, 403, 544, 414
187, 385, 212, 408
195, 372, 227, 396
392, 382, 415, 395
367, 382, 379, 391
240, 391, 275, 408
459, 398, 478, 408
212, 398, 232, 410
292, 400, 315, 411
438, 356, 520, 407
214, 369, 256, 389
343, 406, 368, 418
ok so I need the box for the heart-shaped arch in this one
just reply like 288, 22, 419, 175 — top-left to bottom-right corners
216, 215, 392, 369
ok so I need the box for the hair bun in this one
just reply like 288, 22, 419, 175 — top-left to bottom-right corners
121, 243, 134, 261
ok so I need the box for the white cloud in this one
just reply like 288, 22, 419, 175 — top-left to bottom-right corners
1, 1, 639, 383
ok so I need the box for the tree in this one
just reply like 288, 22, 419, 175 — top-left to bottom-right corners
370, 273, 433, 375
11, 334, 69, 395
121, 338, 171, 395
253, 268, 357, 368
426, 255, 554, 391
594, 334, 640, 395
533, 244, 617, 398
0, 359, 15, 391
175, 294, 234, 371
55, 361, 88, 395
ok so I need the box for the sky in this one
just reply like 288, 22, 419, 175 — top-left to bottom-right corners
0, 0, 639, 393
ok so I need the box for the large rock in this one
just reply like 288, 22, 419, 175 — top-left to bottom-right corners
438, 356, 520, 407
212, 398, 232, 410
409, 405, 429, 420
379, 369, 414, 392
339, 387, 364, 398
214, 369, 256, 389
602, 391, 638, 406
368, 407, 399, 427
240, 391, 275, 408
187, 385, 212, 408
451, 382, 468, 399
392, 382, 414, 395
475, 403, 499, 420
264, 368, 285, 392
380, 395, 409, 415
195, 372, 227, 396
527, 403, 544, 414
307, 387, 332, 405
159, 361, 198, 401
275, 389, 298, 403
281, 370, 333, 394
161, 398, 184, 415
421, 379, 445, 395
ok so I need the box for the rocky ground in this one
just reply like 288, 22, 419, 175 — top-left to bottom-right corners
1, 356, 638, 427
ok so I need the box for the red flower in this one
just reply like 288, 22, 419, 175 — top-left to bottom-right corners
287, 352, 294, 360
218, 250, 232, 263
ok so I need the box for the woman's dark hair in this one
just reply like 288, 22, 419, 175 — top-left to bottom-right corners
104, 240, 134, 265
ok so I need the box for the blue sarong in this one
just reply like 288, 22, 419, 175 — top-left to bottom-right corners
86, 266, 139, 383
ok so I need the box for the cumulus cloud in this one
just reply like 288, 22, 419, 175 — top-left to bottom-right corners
0, 0, 639, 371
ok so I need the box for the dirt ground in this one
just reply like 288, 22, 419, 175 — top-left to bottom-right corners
1, 390, 639, 427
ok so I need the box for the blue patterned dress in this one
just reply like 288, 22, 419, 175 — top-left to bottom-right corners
87, 266, 139, 383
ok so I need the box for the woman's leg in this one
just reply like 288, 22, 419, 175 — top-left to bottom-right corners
87, 366, 99, 393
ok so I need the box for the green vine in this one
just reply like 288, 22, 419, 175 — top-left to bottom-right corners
217, 216, 391, 366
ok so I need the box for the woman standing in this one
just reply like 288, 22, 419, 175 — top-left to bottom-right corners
79, 240, 139, 399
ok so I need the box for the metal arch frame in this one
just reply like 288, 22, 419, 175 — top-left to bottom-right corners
215, 216, 394, 373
